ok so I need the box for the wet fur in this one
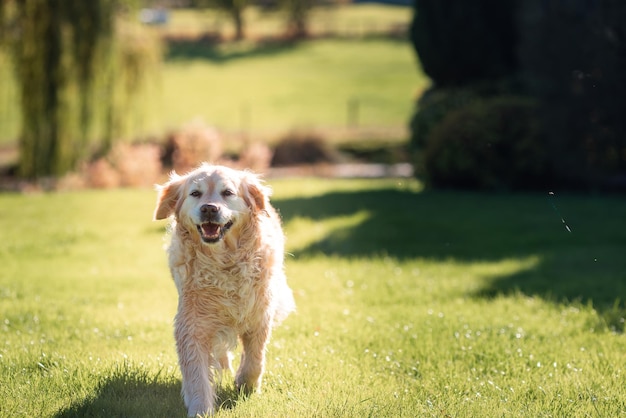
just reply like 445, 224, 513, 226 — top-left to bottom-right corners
154, 164, 295, 416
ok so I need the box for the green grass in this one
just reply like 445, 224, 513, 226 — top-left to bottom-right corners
161, 38, 424, 135
1, 179, 625, 417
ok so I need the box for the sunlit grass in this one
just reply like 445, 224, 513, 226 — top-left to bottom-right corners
1, 179, 625, 417
161, 38, 425, 135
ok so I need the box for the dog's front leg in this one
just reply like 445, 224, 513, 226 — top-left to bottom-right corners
176, 325, 216, 416
235, 321, 271, 394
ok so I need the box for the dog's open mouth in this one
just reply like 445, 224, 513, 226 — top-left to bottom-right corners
196, 221, 233, 243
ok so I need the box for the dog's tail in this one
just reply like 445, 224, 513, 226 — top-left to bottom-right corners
271, 276, 296, 326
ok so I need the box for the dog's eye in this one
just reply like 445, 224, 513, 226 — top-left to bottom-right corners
190, 190, 202, 198
222, 189, 235, 198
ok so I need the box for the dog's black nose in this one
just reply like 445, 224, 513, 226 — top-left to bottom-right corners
200, 204, 219, 214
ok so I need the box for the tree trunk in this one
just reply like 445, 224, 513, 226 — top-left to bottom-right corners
286, 0, 310, 39
232, 6, 245, 41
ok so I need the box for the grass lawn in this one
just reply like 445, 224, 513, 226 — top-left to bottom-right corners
161, 37, 424, 137
1, 179, 625, 417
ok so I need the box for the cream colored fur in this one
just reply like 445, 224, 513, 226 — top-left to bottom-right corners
154, 164, 295, 417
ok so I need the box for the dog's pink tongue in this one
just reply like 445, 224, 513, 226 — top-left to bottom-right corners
201, 223, 220, 237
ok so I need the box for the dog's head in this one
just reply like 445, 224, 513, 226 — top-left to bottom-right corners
154, 164, 271, 244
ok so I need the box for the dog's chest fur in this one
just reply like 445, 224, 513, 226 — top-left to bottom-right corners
168, 222, 274, 329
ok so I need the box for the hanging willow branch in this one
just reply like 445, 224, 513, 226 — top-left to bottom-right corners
0, 0, 160, 179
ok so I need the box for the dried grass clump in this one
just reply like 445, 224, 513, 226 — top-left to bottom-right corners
238, 142, 273, 173
84, 158, 120, 189
271, 131, 340, 166
163, 121, 222, 174
84, 143, 162, 189
110, 143, 163, 187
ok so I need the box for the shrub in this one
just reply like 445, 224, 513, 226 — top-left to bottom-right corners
518, 0, 626, 188
162, 121, 222, 174
110, 143, 162, 188
409, 87, 481, 176
238, 142, 273, 173
271, 131, 340, 167
84, 158, 121, 189
83, 143, 162, 189
410, 0, 518, 87
421, 96, 549, 190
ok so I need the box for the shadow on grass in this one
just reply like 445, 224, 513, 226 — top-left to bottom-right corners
164, 35, 409, 63
274, 187, 626, 330
54, 367, 244, 418
165, 38, 299, 63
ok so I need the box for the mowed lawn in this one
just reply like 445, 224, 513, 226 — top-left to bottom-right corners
160, 38, 425, 135
1, 179, 625, 417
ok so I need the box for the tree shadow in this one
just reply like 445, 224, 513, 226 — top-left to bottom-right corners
276, 188, 574, 260
273, 187, 626, 330
165, 37, 299, 63
164, 34, 409, 63
54, 371, 245, 418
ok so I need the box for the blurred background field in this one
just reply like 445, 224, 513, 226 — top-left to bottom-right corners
2, 0, 625, 190
0, 4, 424, 154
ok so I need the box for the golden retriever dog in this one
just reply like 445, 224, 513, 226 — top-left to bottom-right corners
154, 163, 295, 417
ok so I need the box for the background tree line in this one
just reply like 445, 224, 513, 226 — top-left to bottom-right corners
189, 0, 315, 39
409, 0, 626, 191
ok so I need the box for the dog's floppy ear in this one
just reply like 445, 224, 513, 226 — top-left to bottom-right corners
154, 173, 185, 220
240, 171, 271, 213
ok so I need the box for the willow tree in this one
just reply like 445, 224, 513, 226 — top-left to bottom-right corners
0, 0, 158, 179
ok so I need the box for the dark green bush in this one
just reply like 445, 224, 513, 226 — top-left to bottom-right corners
409, 88, 479, 156
420, 96, 549, 190
409, 0, 626, 190
409, 82, 521, 178
409, 88, 481, 184
410, 0, 518, 87
518, 0, 626, 189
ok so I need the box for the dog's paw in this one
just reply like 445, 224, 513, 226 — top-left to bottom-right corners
188, 407, 214, 417
187, 400, 214, 417
235, 376, 261, 396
